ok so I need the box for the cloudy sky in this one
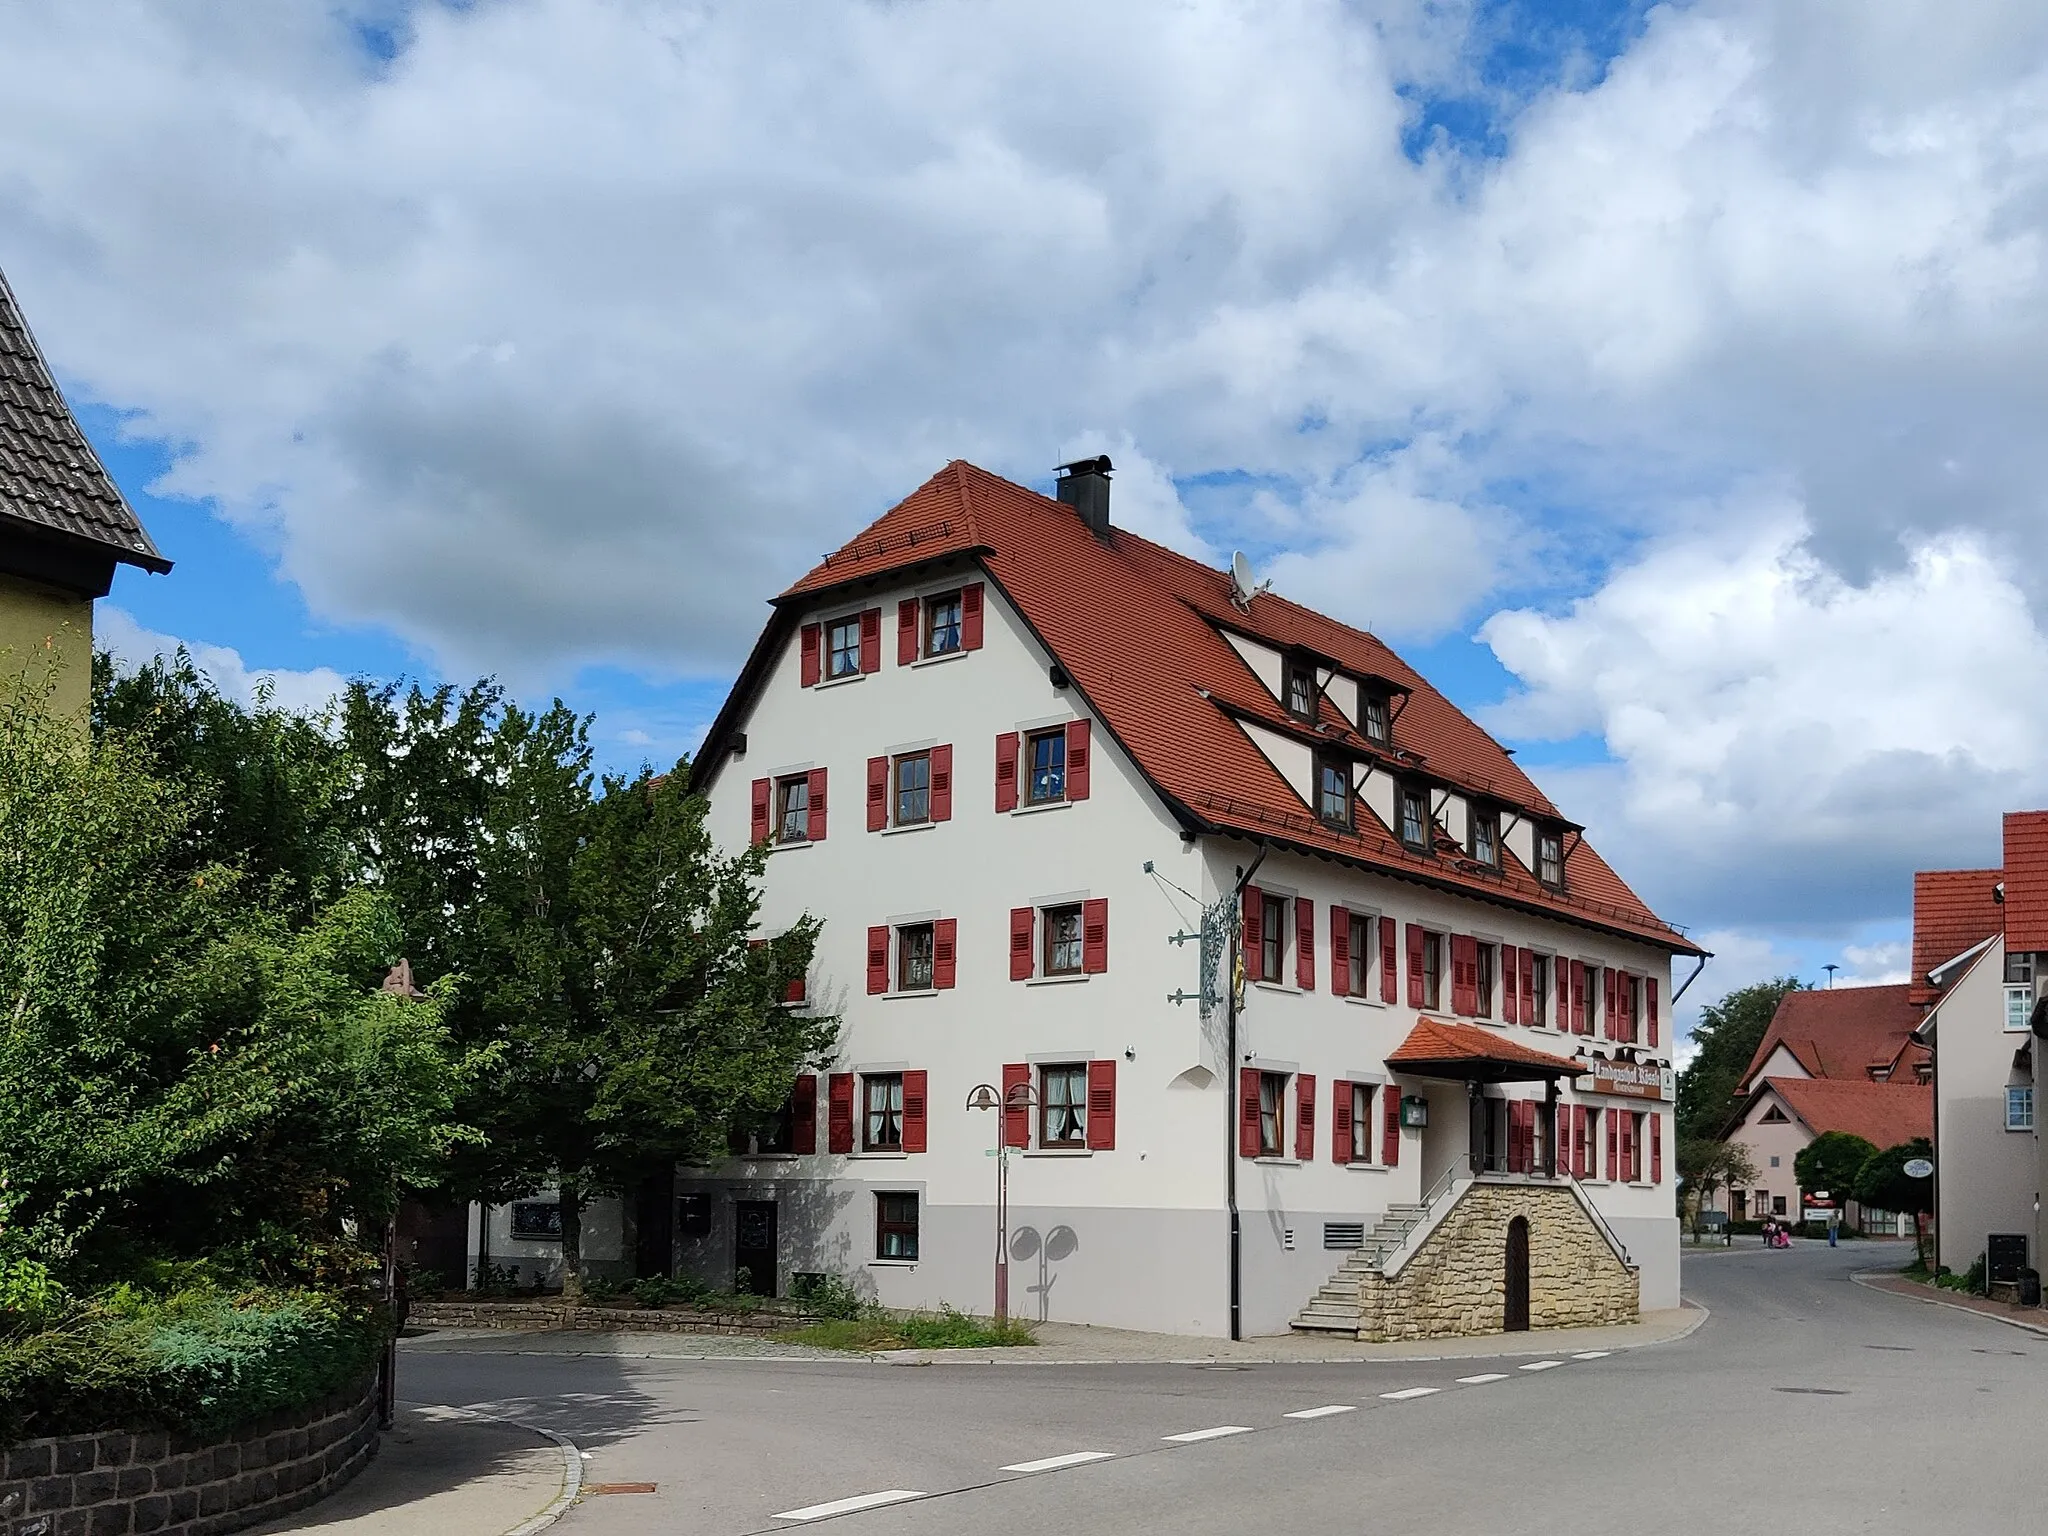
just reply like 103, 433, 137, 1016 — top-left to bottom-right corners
7, 0, 2048, 1030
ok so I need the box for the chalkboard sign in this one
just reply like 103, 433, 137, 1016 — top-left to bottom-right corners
1989, 1232, 2028, 1284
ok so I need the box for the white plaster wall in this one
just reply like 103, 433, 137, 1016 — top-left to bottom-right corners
1324, 673, 1360, 729
1724, 1092, 1813, 1219
469, 1193, 626, 1287
1504, 816, 1535, 875
1222, 630, 1284, 702
1435, 791, 1468, 850
1930, 940, 2038, 1273
1241, 720, 1315, 809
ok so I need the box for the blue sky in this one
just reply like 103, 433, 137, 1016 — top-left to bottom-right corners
19, 0, 2048, 1028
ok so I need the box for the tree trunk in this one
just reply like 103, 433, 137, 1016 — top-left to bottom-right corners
475, 1203, 492, 1293
558, 1184, 584, 1302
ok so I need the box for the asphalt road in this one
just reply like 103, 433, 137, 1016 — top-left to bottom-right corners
401, 1243, 2042, 1535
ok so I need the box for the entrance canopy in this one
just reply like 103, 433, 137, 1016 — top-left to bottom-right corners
1388, 1018, 1584, 1085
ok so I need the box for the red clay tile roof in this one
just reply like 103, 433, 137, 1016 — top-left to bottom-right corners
1737, 984, 1929, 1091
1760, 1077, 1932, 1151
708, 460, 1695, 952
1386, 1017, 1585, 1075
1910, 868, 2004, 1006
2003, 812, 2048, 953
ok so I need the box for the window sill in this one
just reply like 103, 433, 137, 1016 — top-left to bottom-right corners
1023, 1147, 1092, 1158
1252, 980, 1302, 997
739, 1153, 802, 1163
1341, 1161, 1389, 1172
1342, 995, 1386, 1008
910, 648, 968, 669
885, 988, 940, 1001
1252, 1156, 1301, 1167
880, 821, 935, 837
1026, 973, 1090, 987
2005, 1126, 2035, 1134
868, 1259, 919, 1268
1011, 798, 1073, 817
849, 1150, 910, 1160
814, 671, 868, 691
767, 839, 814, 855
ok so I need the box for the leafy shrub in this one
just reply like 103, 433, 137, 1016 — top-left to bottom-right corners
789, 1272, 866, 1320
470, 1263, 523, 1298
1936, 1253, 1987, 1294
778, 1305, 1036, 1353
0, 1258, 69, 1336
628, 1276, 675, 1309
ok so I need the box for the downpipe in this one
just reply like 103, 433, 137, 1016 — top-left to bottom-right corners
1226, 849, 1267, 1342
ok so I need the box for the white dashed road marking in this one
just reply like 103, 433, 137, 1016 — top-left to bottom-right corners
1379, 1387, 1440, 1400
1456, 1373, 1510, 1384
1164, 1426, 1256, 1443
1001, 1452, 1116, 1473
1283, 1405, 1357, 1419
1519, 1360, 1565, 1371
773, 1491, 926, 1521
1572, 1351, 1611, 1360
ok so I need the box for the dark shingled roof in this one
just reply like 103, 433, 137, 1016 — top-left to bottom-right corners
0, 267, 169, 573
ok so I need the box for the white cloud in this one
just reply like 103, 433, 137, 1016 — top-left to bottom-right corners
97, 607, 348, 717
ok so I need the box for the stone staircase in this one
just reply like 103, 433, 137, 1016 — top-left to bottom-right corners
1291, 1203, 1427, 1334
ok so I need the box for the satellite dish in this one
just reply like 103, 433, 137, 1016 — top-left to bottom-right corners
1228, 550, 1271, 612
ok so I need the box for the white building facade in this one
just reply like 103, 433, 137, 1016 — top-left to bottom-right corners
680, 459, 1694, 1337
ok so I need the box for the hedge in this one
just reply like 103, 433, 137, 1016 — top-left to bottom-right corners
0, 1289, 388, 1443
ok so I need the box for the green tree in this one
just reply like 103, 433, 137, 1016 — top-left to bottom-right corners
1675, 977, 1806, 1141
1676, 1138, 1759, 1239
1793, 1131, 1877, 1229
1853, 1138, 1936, 1267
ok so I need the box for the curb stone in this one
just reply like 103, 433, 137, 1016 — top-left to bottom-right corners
395, 1402, 582, 1536
1848, 1271, 2048, 1339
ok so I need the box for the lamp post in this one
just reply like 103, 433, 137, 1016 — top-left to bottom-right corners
967, 1080, 1038, 1325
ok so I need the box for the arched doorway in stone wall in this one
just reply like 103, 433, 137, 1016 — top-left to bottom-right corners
1504, 1215, 1531, 1331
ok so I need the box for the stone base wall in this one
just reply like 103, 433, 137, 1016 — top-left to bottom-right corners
0, 1377, 378, 1536
1356, 1183, 1638, 1343
409, 1300, 819, 1336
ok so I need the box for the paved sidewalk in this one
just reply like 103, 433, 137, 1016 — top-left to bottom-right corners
1853, 1271, 2048, 1338
402, 1327, 853, 1360
245, 1405, 576, 1536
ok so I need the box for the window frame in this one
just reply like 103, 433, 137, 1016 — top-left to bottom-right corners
1398, 784, 1430, 851
1043, 904, 1085, 978
923, 591, 963, 658
1039, 1063, 1088, 1148
1349, 1082, 1374, 1163
1259, 892, 1287, 984
775, 774, 811, 845
826, 615, 863, 679
1347, 911, 1373, 997
1581, 963, 1601, 1034
1470, 808, 1500, 869
876, 1191, 919, 1260
897, 923, 936, 993
2008, 1084, 2035, 1132
1025, 727, 1068, 806
1285, 659, 1318, 721
1474, 941, 1496, 1021
893, 751, 932, 827
1421, 929, 1444, 1011
2009, 952, 2035, 984
863, 1073, 905, 1152
1315, 755, 1352, 828
1257, 1071, 1287, 1158
1529, 952, 1551, 1028
2006, 984, 2035, 1033
1360, 691, 1389, 746
1537, 829, 1565, 888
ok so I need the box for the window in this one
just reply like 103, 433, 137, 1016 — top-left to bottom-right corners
1398, 785, 1430, 850
2007, 985, 2034, 1033
925, 592, 963, 656
1475, 942, 1496, 1021
898, 923, 935, 992
1422, 930, 1444, 1011
1627, 1112, 1645, 1181
776, 775, 810, 844
876, 1192, 919, 1259
1259, 893, 1287, 983
1350, 1082, 1374, 1162
1027, 728, 1067, 804
1316, 756, 1351, 827
1360, 692, 1389, 745
752, 1094, 796, 1154
2009, 952, 2035, 984
1538, 830, 1564, 888
1286, 661, 1317, 720
827, 616, 862, 679
1771, 1195, 1787, 1217
1258, 1072, 1287, 1158
1760, 1104, 1790, 1124
1347, 912, 1373, 996
864, 1074, 905, 1151
2008, 1085, 2034, 1131
1769, 1155, 1781, 1168
1529, 953, 1550, 1028
1581, 964, 1600, 1034
1040, 1064, 1087, 1147
1627, 975, 1645, 1043
894, 752, 931, 826
1470, 810, 1499, 869
1044, 905, 1084, 977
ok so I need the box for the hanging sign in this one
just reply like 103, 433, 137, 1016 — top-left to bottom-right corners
1575, 1061, 1674, 1101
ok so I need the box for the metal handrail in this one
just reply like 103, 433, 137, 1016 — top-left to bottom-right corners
1562, 1171, 1634, 1266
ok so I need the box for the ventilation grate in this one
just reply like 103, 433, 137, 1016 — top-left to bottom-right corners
1324, 1222, 1366, 1250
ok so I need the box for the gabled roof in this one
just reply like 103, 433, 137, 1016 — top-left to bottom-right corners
1386, 1017, 1585, 1080
1754, 1076, 1932, 1151
1737, 985, 1929, 1092
1910, 868, 2003, 1006
2003, 812, 2048, 953
702, 461, 1695, 954
0, 267, 168, 575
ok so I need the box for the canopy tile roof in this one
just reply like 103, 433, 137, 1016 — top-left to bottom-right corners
1759, 1077, 1932, 1151
1386, 1017, 1587, 1078
1910, 868, 2004, 1007
0, 267, 168, 574
1738, 985, 1929, 1092
713, 461, 1694, 953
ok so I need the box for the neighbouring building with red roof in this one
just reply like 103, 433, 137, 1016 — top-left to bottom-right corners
1912, 815, 2048, 1278
581, 458, 1698, 1339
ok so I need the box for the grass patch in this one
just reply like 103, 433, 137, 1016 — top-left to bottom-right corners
777, 1305, 1037, 1352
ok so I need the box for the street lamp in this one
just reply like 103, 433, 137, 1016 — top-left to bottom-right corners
967, 1080, 1038, 1324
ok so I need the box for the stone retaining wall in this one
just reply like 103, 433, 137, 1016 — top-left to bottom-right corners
0, 1377, 379, 1536
1357, 1182, 1638, 1342
409, 1300, 820, 1335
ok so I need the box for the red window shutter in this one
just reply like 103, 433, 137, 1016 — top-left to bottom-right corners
962, 582, 985, 650
1406, 924, 1426, 1008
933, 919, 957, 989
995, 731, 1019, 812
827, 1073, 854, 1154
1330, 906, 1351, 997
1382, 1087, 1402, 1166
785, 969, 807, 1005
1082, 897, 1109, 974
1646, 977, 1660, 1047
1522, 949, 1538, 1026
1451, 934, 1477, 1015
898, 599, 919, 665
791, 1074, 817, 1154
1242, 886, 1264, 974
1505, 1102, 1522, 1174
859, 607, 882, 673
806, 767, 829, 841
750, 777, 771, 844
1295, 897, 1316, 990
867, 756, 889, 831
902, 1069, 928, 1153
1380, 916, 1398, 1003
1650, 1112, 1663, 1183
1066, 719, 1091, 800
1086, 1059, 1117, 1151
1332, 1080, 1353, 1164
866, 926, 889, 994
799, 623, 821, 687
1570, 960, 1587, 1033
1239, 1068, 1262, 1159
1002, 1062, 1030, 1148
1603, 968, 1618, 1040
1009, 907, 1035, 981
1295, 1073, 1317, 1161
1557, 956, 1572, 1021
929, 743, 953, 822
1606, 1108, 1618, 1180
1501, 945, 1520, 1025
1520, 1102, 1536, 1173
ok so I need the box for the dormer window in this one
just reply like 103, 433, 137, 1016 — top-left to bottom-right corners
1285, 660, 1317, 721
1538, 829, 1565, 888
1360, 692, 1389, 746
1398, 784, 1430, 851
1316, 756, 1352, 828
1470, 808, 1499, 869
